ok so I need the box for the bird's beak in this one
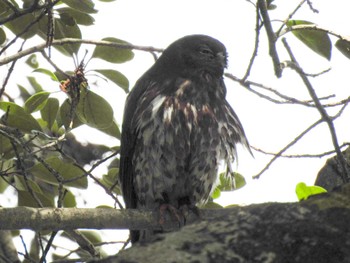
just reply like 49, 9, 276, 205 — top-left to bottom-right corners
216, 52, 227, 68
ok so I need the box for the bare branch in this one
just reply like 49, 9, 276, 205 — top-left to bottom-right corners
275, 0, 308, 36
242, 4, 262, 81
282, 37, 349, 183
253, 118, 323, 179
278, 24, 350, 41
257, 0, 282, 77
252, 142, 350, 159
226, 73, 327, 107
0, 38, 164, 66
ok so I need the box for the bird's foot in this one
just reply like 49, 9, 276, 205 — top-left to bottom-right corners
179, 204, 201, 223
158, 203, 185, 227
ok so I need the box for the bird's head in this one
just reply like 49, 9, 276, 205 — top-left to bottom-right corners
157, 35, 228, 79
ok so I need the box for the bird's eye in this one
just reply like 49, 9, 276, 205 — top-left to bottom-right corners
199, 47, 213, 56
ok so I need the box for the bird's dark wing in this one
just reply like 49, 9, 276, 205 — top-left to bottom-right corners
119, 76, 161, 209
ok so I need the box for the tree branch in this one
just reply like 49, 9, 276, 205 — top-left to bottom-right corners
0, 38, 163, 66
253, 118, 323, 179
282, 37, 350, 183
279, 24, 350, 42
257, 0, 282, 77
96, 183, 350, 263
0, 207, 245, 232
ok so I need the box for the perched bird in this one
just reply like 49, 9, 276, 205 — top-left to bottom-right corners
119, 35, 250, 243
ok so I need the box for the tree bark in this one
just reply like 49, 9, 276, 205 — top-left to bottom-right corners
92, 183, 350, 263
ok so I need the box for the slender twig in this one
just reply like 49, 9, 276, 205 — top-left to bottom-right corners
275, 0, 307, 36
242, 3, 262, 82
85, 153, 124, 209
282, 37, 349, 183
41, 50, 70, 78
257, 0, 282, 77
58, 148, 124, 209
0, 0, 60, 56
0, 38, 163, 66
226, 73, 349, 109
306, 0, 319, 13
226, 73, 325, 107
11, 141, 44, 207
40, 231, 58, 263
253, 118, 323, 179
278, 24, 350, 41
0, 0, 59, 25
0, 39, 26, 99
252, 142, 350, 159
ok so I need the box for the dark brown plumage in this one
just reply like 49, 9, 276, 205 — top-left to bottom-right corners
119, 35, 250, 243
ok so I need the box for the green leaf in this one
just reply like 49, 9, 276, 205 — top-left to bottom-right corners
94, 69, 129, 92
295, 182, 327, 201
76, 89, 114, 129
33, 68, 59, 82
0, 134, 13, 158
286, 20, 332, 60
26, 54, 39, 69
58, 99, 83, 130
24, 91, 50, 113
63, 189, 77, 207
0, 177, 9, 193
92, 37, 134, 63
0, 159, 15, 192
57, 8, 95, 25
202, 201, 223, 209
29, 156, 88, 189
266, 0, 276, 9
80, 230, 102, 244
0, 102, 42, 133
17, 84, 31, 102
101, 168, 121, 194
0, 1, 15, 19
14, 176, 43, 194
62, 0, 97, 14
38, 16, 81, 56
211, 187, 221, 199
18, 190, 55, 207
218, 172, 246, 191
98, 120, 121, 139
41, 98, 59, 130
5, 13, 38, 39
335, 39, 350, 60
27, 76, 43, 92
53, 18, 82, 55
234, 173, 246, 189
0, 27, 6, 45
59, 12, 76, 26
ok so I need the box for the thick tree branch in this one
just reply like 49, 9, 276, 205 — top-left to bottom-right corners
95, 183, 350, 263
0, 207, 158, 231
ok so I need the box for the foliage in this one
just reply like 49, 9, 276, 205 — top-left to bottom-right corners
0, 0, 130, 260
295, 182, 327, 201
